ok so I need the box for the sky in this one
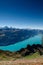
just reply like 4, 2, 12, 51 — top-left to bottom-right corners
0, 0, 43, 29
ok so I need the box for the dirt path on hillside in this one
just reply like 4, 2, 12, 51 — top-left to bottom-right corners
0, 57, 43, 65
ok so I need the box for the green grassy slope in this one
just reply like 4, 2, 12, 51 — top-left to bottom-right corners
24, 52, 41, 59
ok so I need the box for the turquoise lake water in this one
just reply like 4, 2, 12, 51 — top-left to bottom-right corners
0, 34, 42, 52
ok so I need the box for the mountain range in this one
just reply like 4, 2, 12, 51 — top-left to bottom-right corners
0, 26, 43, 46
0, 26, 43, 60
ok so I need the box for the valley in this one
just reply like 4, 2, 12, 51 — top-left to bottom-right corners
0, 27, 43, 65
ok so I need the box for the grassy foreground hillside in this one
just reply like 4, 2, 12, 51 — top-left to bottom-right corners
0, 53, 43, 65
0, 44, 43, 65
24, 52, 40, 59
0, 44, 43, 61
0, 51, 43, 61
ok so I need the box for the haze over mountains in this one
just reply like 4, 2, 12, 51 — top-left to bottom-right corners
0, 26, 43, 46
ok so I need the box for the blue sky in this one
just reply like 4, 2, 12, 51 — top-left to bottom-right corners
0, 0, 43, 29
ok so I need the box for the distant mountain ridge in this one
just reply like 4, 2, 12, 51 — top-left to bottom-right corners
0, 26, 43, 46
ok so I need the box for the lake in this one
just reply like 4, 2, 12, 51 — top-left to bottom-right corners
0, 34, 42, 52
